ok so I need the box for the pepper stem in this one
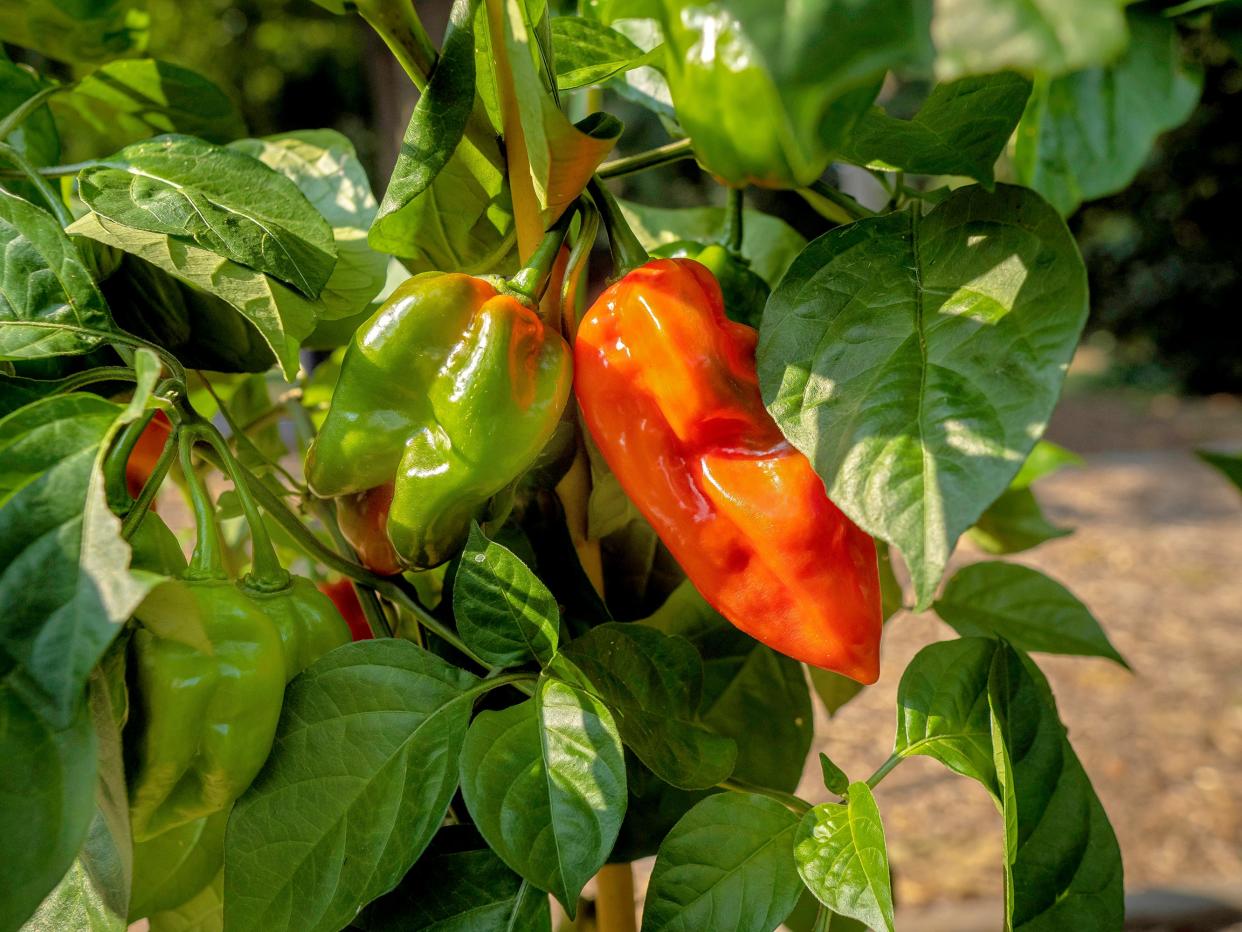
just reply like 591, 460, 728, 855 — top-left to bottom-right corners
192, 423, 290, 592
588, 176, 648, 277
505, 210, 573, 303
180, 430, 227, 581
721, 188, 744, 253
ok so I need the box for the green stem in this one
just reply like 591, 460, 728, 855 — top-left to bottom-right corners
561, 198, 599, 330
588, 176, 648, 277
180, 430, 227, 580
0, 158, 100, 178
462, 671, 538, 702
807, 178, 877, 221
0, 141, 73, 226
505, 209, 573, 303
104, 412, 154, 514
190, 423, 289, 591
0, 82, 71, 143
596, 139, 694, 179
121, 427, 178, 541
866, 753, 902, 790
355, 0, 438, 91
721, 188, 744, 252
717, 778, 812, 815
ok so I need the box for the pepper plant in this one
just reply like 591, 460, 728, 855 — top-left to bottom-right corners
0, 1, 1218, 930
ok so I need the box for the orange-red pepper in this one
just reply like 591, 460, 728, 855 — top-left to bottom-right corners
574, 258, 882, 683
125, 410, 172, 501
318, 578, 373, 642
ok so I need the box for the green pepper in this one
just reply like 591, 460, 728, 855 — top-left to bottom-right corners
650, 241, 769, 328
306, 233, 572, 571
129, 809, 227, 921
656, 0, 882, 189
243, 575, 351, 678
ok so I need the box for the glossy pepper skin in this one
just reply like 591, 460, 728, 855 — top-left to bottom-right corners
319, 578, 374, 641
126, 578, 287, 841
306, 272, 572, 570
656, 1, 880, 189
125, 410, 172, 500
574, 259, 882, 682
129, 809, 226, 920
244, 575, 351, 677
651, 241, 769, 328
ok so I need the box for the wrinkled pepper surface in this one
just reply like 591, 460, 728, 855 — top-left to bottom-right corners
575, 258, 882, 682
306, 272, 572, 570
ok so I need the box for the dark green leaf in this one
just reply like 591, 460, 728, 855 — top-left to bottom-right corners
818, 753, 849, 797
839, 73, 1031, 185
0, 0, 148, 64
932, 0, 1126, 80
231, 130, 387, 321
555, 622, 737, 790
893, 639, 1124, 931
758, 184, 1088, 607
79, 134, 336, 298
69, 213, 317, 378
0, 673, 96, 931
619, 199, 805, 287
794, 782, 894, 932
1197, 448, 1242, 493
643, 582, 811, 792
459, 676, 626, 914
454, 523, 559, 668
0, 58, 60, 169
23, 668, 132, 932
0, 392, 161, 721
357, 825, 550, 932
640, 792, 803, 932
1014, 11, 1202, 215
936, 562, 1127, 666
969, 488, 1071, 554
371, 0, 479, 251
224, 640, 479, 932
550, 16, 655, 89
52, 59, 245, 150
0, 189, 117, 360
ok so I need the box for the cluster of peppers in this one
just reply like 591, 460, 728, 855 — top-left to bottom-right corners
119, 418, 352, 920
307, 183, 882, 684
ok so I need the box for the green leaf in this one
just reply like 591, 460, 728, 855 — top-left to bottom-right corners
1011, 440, 1081, 489
618, 199, 806, 288
0, 58, 60, 169
968, 488, 1070, 554
78, 134, 336, 298
643, 582, 811, 792
1014, 12, 1203, 215
356, 825, 550, 932
459, 676, 626, 914
640, 792, 803, 932
1197, 448, 1242, 493
550, 16, 656, 89
892, 639, 1124, 931
0, 0, 149, 64
230, 130, 387, 321
0, 392, 162, 720
454, 523, 560, 668
839, 73, 1031, 185
0, 189, 118, 360
758, 184, 1088, 608
224, 640, 479, 932
129, 810, 226, 921
794, 782, 894, 932
0, 673, 96, 931
68, 212, 318, 378
52, 59, 246, 151
555, 622, 737, 790
818, 753, 849, 797
935, 562, 1127, 666
495, 0, 622, 224
931, 0, 1127, 81
22, 668, 132, 932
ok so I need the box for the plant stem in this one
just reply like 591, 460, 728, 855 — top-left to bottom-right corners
806, 178, 877, 221
596, 864, 637, 932
718, 778, 812, 815
0, 82, 70, 143
721, 187, 744, 252
122, 426, 179, 540
354, 0, 437, 91
506, 209, 573, 305
0, 158, 100, 178
866, 753, 902, 789
0, 141, 73, 226
588, 175, 648, 277
596, 138, 694, 179
179, 430, 227, 580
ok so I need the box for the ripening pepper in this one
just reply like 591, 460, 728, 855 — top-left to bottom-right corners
319, 577, 374, 641
305, 271, 572, 570
574, 258, 882, 683
655, 0, 881, 189
125, 409, 172, 500
651, 241, 769, 328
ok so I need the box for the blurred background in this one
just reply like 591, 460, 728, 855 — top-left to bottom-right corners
18, 1, 1242, 928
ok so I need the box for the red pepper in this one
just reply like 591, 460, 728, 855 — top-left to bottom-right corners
125, 410, 172, 501
318, 578, 373, 641
574, 258, 882, 683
